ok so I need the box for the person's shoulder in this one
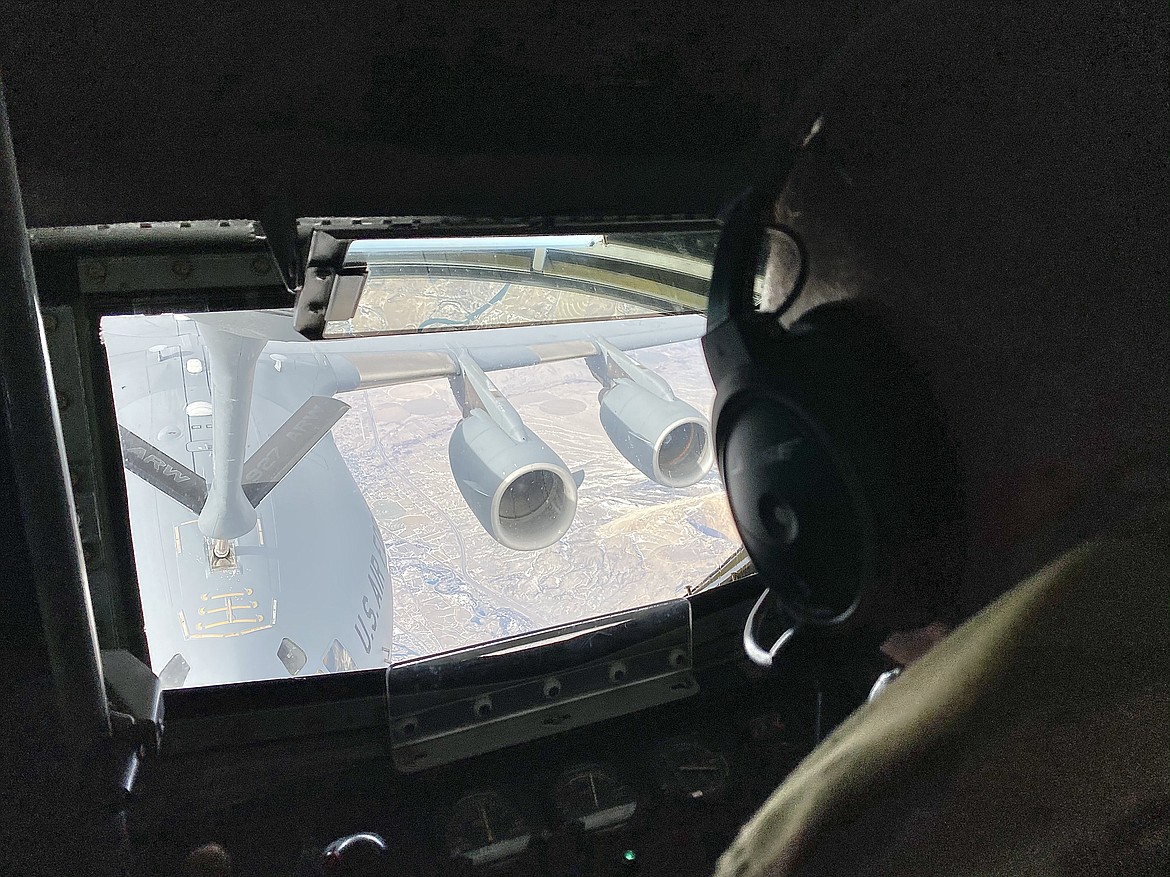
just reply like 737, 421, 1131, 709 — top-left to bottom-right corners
713, 511, 1170, 877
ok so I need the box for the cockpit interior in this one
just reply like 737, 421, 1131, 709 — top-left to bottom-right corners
2, 3, 1165, 876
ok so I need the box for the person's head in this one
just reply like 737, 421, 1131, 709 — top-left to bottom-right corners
761, 1, 1168, 611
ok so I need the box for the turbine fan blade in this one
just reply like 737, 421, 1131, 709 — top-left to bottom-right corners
118, 425, 208, 513
242, 396, 351, 506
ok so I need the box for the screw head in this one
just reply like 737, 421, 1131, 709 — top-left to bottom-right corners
396, 717, 419, 737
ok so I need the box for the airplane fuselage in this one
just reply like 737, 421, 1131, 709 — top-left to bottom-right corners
106, 314, 392, 688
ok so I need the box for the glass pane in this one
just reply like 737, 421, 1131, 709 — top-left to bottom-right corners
277, 637, 307, 676
328, 233, 712, 337
321, 639, 357, 674
101, 230, 749, 689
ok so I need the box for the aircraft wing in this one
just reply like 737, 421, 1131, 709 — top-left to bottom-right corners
257, 312, 707, 392
109, 311, 706, 526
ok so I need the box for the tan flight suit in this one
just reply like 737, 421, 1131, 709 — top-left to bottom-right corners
716, 509, 1170, 877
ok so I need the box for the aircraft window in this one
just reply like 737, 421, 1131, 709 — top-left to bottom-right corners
328, 233, 711, 337
158, 653, 191, 688
277, 638, 308, 676
321, 639, 357, 674
101, 230, 750, 689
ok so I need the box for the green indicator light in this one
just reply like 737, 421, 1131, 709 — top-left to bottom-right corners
624, 850, 637, 863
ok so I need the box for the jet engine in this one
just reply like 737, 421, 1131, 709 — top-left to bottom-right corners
598, 380, 714, 487
589, 341, 714, 488
448, 411, 577, 550
448, 355, 578, 550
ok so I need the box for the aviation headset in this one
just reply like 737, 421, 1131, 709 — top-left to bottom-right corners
702, 180, 965, 664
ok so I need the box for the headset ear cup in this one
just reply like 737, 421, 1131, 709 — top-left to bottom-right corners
713, 323, 875, 627
789, 301, 965, 630
711, 301, 965, 634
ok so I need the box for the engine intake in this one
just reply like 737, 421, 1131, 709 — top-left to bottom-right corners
599, 379, 714, 487
449, 409, 577, 550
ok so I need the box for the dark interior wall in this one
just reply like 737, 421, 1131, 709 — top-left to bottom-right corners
3, 1, 889, 225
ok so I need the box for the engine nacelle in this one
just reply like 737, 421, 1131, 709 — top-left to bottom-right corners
449, 409, 578, 550
599, 379, 714, 488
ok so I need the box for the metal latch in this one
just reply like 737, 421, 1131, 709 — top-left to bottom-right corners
101, 649, 164, 793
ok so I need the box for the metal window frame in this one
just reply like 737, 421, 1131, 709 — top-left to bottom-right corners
32, 214, 758, 759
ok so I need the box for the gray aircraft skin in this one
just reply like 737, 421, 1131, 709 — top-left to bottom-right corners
102, 309, 712, 689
